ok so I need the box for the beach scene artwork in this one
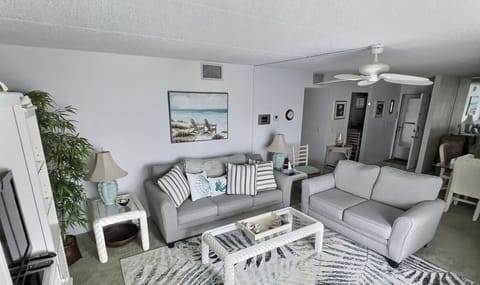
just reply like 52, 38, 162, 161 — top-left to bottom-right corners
168, 91, 228, 143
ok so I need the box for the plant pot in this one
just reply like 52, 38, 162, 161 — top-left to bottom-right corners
64, 235, 82, 266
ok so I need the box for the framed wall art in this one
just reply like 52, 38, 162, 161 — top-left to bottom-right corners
333, 100, 347, 120
374, 100, 385, 118
168, 91, 228, 143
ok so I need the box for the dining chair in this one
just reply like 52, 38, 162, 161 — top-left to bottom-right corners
292, 144, 309, 167
438, 143, 453, 190
292, 144, 321, 177
444, 154, 480, 221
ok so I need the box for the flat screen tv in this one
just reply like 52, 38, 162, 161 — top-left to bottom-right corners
0, 169, 31, 283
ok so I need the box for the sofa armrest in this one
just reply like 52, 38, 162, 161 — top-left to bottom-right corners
144, 180, 178, 243
301, 173, 335, 213
388, 199, 444, 262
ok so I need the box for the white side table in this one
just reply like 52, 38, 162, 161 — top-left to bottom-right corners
323, 145, 353, 171
91, 193, 149, 263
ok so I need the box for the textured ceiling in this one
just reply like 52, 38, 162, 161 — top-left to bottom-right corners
0, 0, 479, 76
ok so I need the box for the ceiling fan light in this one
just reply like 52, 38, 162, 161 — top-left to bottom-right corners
359, 62, 390, 75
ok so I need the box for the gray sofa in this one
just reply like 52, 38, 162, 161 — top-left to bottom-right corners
144, 154, 297, 246
301, 160, 444, 267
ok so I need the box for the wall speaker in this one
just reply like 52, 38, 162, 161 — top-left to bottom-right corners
202, 64, 223, 80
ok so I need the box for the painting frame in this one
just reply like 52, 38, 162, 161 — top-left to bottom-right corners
374, 100, 385, 118
465, 96, 479, 116
168, 91, 228, 143
333, 100, 347, 120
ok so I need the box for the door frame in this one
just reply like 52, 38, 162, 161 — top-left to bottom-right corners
389, 92, 427, 167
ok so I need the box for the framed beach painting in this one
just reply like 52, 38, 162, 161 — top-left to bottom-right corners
168, 91, 228, 143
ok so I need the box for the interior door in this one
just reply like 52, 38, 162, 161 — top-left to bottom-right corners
393, 94, 422, 164
406, 93, 428, 169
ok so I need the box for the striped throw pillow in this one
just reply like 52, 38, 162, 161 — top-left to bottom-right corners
254, 161, 277, 191
226, 163, 257, 195
157, 165, 190, 207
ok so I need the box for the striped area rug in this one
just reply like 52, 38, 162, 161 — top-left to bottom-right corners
121, 228, 472, 284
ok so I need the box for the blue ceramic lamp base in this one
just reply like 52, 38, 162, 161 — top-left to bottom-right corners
98, 180, 118, 205
272, 153, 285, 170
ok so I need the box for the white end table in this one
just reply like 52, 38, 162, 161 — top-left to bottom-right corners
91, 193, 149, 263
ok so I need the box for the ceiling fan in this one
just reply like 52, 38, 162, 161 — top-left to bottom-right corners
318, 44, 433, 86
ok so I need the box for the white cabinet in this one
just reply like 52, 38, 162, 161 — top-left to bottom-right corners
0, 92, 72, 284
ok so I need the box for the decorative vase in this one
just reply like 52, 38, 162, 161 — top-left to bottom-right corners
335, 133, 343, 146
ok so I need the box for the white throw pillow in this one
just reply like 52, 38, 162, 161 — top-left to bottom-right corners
226, 163, 257, 195
157, 165, 190, 207
186, 171, 211, 201
208, 175, 227, 197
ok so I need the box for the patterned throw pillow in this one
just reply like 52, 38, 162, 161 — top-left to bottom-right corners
226, 163, 257, 195
254, 161, 277, 191
157, 165, 190, 207
186, 172, 211, 201
208, 175, 227, 197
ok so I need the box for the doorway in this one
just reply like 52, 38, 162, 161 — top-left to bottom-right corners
392, 93, 428, 169
347, 92, 368, 161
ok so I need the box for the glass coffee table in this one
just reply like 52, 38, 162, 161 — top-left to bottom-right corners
91, 193, 149, 263
201, 207, 323, 285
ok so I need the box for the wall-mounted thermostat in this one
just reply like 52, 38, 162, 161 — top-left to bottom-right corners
258, 114, 271, 125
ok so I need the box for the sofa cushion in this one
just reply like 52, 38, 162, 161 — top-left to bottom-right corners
309, 188, 366, 220
157, 165, 190, 207
186, 172, 211, 201
212, 194, 253, 216
208, 175, 227, 197
253, 189, 283, 207
226, 163, 257, 195
334, 160, 380, 199
184, 154, 246, 177
371, 166, 442, 210
253, 161, 277, 192
344, 200, 404, 239
177, 198, 218, 225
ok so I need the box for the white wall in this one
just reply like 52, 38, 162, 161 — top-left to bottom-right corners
358, 82, 401, 162
0, 44, 310, 233
416, 75, 460, 173
252, 67, 312, 160
301, 79, 401, 166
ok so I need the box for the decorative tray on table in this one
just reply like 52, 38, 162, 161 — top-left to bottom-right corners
237, 212, 291, 240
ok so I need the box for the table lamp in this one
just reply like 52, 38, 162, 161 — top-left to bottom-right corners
90, 151, 128, 205
267, 133, 289, 170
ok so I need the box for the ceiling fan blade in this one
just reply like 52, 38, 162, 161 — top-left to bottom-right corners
334, 74, 367, 81
314, 79, 351, 85
383, 78, 434, 86
358, 80, 377, 86
380, 73, 433, 84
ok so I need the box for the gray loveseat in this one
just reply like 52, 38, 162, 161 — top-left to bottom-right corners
144, 153, 297, 246
301, 160, 444, 267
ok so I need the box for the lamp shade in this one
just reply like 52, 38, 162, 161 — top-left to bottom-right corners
266, 133, 288, 153
90, 151, 127, 182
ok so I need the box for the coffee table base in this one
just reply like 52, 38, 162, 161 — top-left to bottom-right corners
201, 208, 323, 285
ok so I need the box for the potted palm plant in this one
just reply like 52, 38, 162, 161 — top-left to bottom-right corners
28, 91, 93, 265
